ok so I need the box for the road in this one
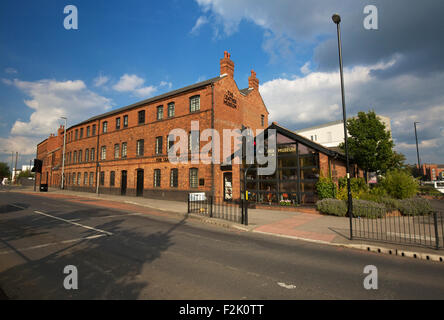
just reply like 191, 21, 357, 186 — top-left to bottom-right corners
0, 191, 444, 300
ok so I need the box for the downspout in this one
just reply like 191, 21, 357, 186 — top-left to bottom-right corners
211, 83, 215, 201
95, 121, 100, 195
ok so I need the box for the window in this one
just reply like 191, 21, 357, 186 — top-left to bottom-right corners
121, 142, 127, 158
123, 115, 128, 128
85, 149, 89, 163
77, 173, 81, 185
155, 136, 163, 154
92, 124, 96, 136
137, 139, 144, 156
75, 129, 78, 140
87, 126, 90, 137
190, 95, 200, 112
90, 148, 95, 161
84, 172, 88, 185
114, 144, 120, 159
261, 115, 265, 127
80, 128, 83, 139
138, 110, 145, 124
189, 168, 198, 188
103, 121, 108, 133
89, 172, 94, 186
100, 172, 105, 186
167, 134, 174, 152
168, 102, 175, 117
73, 172, 76, 185
101, 146, 106, 160
170, 169, 178, 188
154, 169, 161, 187
157, 106, 163, 120
78, 150, 82, 163
110, 171, 115, 187
116, 117, 121, 130
73, 151, 77, 164
189, 131, 200, 153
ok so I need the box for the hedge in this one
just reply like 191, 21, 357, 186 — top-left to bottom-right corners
316, 198, 386, 218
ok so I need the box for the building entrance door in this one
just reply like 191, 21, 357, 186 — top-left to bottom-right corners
121, 170, 127, 195
136, 169, 144, 197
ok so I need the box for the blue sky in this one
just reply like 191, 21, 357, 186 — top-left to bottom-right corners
1, 0, 443, 167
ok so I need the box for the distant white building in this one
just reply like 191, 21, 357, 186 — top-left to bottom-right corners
295, 115, 391, 148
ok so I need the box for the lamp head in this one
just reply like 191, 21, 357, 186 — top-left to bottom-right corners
332, 14, 341, 24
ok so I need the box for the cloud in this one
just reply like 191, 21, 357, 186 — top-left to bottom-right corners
112, 74, 158, 98
260, 58, 444, 163
1, 78, 113, 156
190, 16, 209, 34
112, 74, 173, 99
93, 75, 109, 87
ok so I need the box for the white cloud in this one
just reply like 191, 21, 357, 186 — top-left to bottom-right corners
94, 75, 109, 87
261, 58, 444, 163
300, 62, 311, 75
112, 74, 159, 98
1, 78, 113, 156
190, 16, 209, 34
112, 74, 173, 99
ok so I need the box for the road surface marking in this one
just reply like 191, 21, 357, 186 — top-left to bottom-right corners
9, 203, 27, 210
277, 282, 297, 289
34, 210, 113, 236
0, 234, 107, 255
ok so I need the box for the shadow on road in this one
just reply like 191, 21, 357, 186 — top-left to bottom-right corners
0, 208, 189, 299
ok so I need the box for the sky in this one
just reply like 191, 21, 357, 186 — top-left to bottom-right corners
0, 0, 443, 168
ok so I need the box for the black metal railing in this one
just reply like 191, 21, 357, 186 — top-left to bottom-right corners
187, 195, 245, 224
352, 209, 444, 250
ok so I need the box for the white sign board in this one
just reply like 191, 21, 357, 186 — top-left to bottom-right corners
189, 192, 207, 201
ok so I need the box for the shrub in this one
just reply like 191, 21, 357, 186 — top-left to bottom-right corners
316, 198, 386, 218
397, 198, 433, 216
316, 198, 347, 216
358, 193, 400, 213
352, 199, 386, 218
379, 169, 419, 199
338, 177, 368, 193
316, 177, 337, 200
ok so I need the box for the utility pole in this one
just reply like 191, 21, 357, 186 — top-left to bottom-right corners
332, 13, 353, 240
14, 152, 18, 184
414, 122, 421, 178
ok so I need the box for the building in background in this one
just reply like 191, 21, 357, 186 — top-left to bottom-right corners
295, 115, 391, 148
421, 164, 444, 181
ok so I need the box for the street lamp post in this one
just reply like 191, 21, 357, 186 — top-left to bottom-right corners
332, 13, 354, 240
61, 117, 67, 189
414, 122, 421, 178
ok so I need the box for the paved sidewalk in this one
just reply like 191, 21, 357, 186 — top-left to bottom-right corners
6, 186, 444, 261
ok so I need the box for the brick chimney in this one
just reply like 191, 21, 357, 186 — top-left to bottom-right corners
220, 51, 234, 78
248, 70, 259, 91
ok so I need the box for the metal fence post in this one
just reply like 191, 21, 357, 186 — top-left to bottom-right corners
434, 212, 440, 250
209, 195, 213, 218
187, 195, 190, 214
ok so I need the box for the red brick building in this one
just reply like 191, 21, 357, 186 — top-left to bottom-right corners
36, 51, 269, 201
421, 164, 444, 181
36, 51, 356, 204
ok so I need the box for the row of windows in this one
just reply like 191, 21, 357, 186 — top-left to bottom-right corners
67, 133, 200, 163
68, 168, 199, 188
67, 96, 201, 143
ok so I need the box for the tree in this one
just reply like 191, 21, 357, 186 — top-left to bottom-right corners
17, 169, 33, 179
0, 162, 10, 180
339, 111, 403, 180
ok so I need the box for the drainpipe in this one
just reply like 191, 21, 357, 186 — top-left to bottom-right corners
96, 121, 100, 195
